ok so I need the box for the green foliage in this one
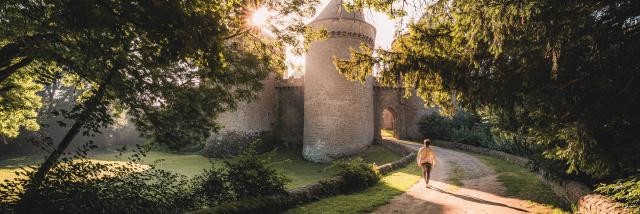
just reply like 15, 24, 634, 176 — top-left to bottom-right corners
418, 111, 481, 141
451, 126, 492, 148
419, 111, 532, 157
0, 145, 198, 214
1, 0, 320, 148
595, 175, 640, 211
0, 143, 293, 213
225, 146, 290, 199
330, 158, 380, 193
191, 167, 233, 207
0, 61, 54, 138
418, 112, 452, 140
340, 0, 640, 179
1, 0, 320, 199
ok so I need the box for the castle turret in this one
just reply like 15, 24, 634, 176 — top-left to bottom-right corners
303, 0, 376, 162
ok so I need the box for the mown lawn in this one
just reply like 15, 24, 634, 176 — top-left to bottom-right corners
1, 145, 400, 190
473, 154, 570, 213
285, 164, 422, 214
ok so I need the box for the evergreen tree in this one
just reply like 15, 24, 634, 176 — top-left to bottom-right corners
338, 0, 640, 179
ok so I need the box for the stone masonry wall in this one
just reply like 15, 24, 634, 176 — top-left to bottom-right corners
206, 73, 278, 156
215, 73, 277, 133
303, 17, 376, 163
275, 78, 304, 148
579, 194, 634, 214
373, 86, 431, 141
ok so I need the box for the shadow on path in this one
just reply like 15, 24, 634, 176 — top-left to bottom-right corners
427, 186, 529, 213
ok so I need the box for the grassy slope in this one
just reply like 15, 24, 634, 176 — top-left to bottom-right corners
285, 165, 422, 214
1, 145, 400, 190
285, 146, 570, 214
473, 154, 570, 213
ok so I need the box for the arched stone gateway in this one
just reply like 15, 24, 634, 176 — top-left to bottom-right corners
373, 84, 430, 142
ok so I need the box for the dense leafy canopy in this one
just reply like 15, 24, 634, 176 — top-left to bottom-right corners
339, 0, 640, 179
1, 0, 316, 146
0, 0, 319, 190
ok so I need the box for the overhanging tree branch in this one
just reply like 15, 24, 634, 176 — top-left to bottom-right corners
0, 57, 34, 83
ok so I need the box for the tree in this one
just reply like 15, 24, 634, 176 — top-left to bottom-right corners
338, 0, 640, 179
1, 0, 318, 191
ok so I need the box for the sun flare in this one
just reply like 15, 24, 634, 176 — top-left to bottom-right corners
250, 7, 270, 26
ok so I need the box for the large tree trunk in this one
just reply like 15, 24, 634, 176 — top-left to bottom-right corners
26, 72, 114, 192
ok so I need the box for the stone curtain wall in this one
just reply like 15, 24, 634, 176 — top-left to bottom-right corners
204, 73, 278, 157
431, 140, 632, 213
215, 73, 278, 133
275, 78, 304, 148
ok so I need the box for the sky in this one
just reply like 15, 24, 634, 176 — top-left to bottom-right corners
285, 0, 424, 77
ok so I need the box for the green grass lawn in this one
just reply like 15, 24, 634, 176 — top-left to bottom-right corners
474, 154, 570, 213
353, 144, 401, 166
0, 145, 400, 190
381, 129, 394, 138
285, 164, 422, 214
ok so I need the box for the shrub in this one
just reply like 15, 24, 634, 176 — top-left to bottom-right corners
451, 111, 480, 129
418, 112, 452, 140
190, 166, 233, 207
224, 144, 289, 199
451, 126, 493, 147
0, 141, 293, 214
330, 158, 380, 193
595, 175, 640, 211
0, 150, 197, 214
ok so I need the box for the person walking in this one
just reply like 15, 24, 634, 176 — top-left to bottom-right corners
417, 139, 437, 188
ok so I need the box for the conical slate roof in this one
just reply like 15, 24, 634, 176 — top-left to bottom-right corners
312, 0, 365, 22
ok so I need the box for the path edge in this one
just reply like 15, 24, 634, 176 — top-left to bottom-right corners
427, 139, 633, 214
189, 142, 416, 214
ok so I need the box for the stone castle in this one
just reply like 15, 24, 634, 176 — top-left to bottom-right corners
209, 0, 432, 162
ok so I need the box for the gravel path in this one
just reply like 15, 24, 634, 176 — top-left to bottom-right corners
372, 139, 555, 214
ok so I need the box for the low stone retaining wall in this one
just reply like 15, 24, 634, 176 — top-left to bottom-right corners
432, 140, 632, 214
191, 142, 416, 214
579, 194, 634, 214
377, 139, 416, 174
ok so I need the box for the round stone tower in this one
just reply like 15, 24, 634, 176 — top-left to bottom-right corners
303, 0, 376, 162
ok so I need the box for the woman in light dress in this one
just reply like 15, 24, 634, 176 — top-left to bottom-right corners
417, 139, 437, 188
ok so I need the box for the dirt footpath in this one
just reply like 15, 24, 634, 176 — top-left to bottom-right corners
372, 140, 556, 214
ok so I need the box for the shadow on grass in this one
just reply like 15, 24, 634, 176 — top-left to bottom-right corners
384, 137, 569, 212
285, 165, 424, 214
473, 155, 570, 211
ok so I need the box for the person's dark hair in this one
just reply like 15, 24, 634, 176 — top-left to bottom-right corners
423, 139, 431, 146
